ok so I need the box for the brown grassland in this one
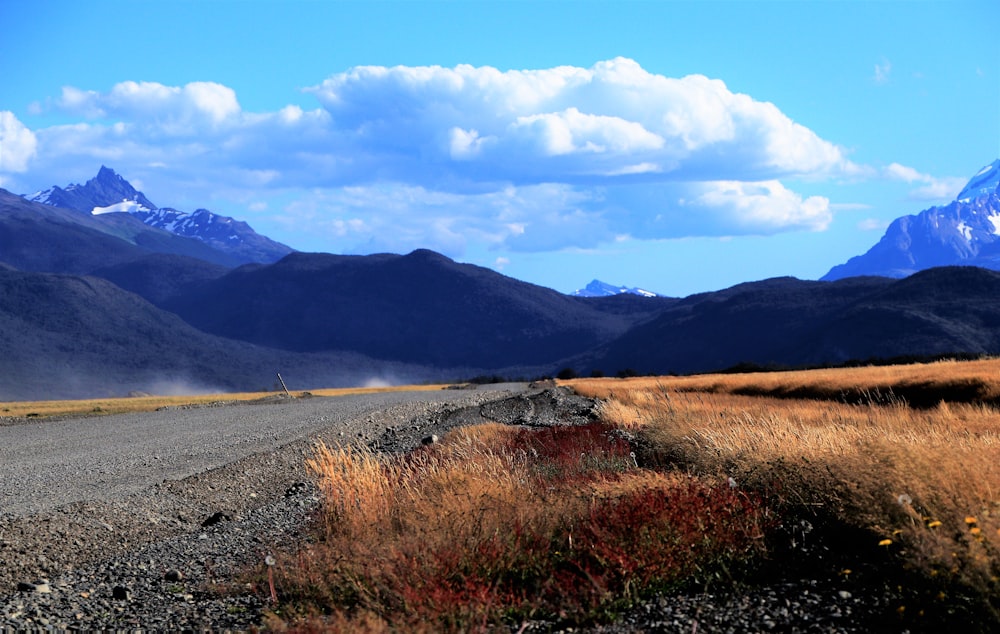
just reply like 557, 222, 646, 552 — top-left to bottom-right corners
258, 358, 1000, 632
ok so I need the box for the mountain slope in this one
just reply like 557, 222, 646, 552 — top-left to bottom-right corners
0, 267, 441, 401
824, 160, 1000, 280
26, 167, 294, 264
164, 249, 661, 369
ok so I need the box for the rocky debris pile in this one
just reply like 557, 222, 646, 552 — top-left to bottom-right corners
376, 387, 600, 453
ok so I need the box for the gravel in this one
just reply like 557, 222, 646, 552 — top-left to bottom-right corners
0, 385, 964, 631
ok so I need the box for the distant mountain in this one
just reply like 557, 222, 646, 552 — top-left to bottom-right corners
582, 267, 1000, 376
28, 165, 157, 213
26, 166, 294, 264
823, 160, 1000, 280
572, 279, 660, 297
163, 249, 668, 370
0, 266, 442, 401
0, 188, 242, 272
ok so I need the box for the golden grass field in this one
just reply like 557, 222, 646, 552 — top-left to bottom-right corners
567, 360, 1000, 603
264, 359, 1000, 631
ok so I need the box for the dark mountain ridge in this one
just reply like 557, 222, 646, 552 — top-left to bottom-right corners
164, 249, 672, 368
585, 267, 1000, 376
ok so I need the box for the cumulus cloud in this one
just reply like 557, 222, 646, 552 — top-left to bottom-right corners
13, 59, 870, 254
0, 111, 38, 173
59, 81, 241, 131
687, 180, 831, 234
884, 162, 965, 201
306, 58, 856, 184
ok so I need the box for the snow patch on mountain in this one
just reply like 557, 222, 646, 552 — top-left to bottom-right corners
92, 200, 154, 215
957, 160, 1000, 202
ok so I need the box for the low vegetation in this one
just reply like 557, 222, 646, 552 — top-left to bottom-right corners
263, 422, 770, 631
259, 358, 1000, 632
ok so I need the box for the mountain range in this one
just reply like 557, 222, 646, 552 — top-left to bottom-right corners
4, 162, 1000, 400
27, 166, 293, 265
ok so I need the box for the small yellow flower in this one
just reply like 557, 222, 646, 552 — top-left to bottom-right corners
965, 516, 978, 525
927, 520, 942, 528
879, 539, 893, 547
892, 529, 903, 536
971, 527, 982, 536
840, 568, 852, 577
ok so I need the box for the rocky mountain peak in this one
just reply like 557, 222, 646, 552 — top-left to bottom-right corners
957, 160, 1000, 202
24, 167, 294, 264
822, 159, 1000, 281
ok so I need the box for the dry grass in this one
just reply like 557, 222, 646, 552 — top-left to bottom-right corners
0, 384, 448, 419
570, 365, 1000, 603
261, 358, 1000, 630
267, 422, 771, 631
567, 357, 1000, 408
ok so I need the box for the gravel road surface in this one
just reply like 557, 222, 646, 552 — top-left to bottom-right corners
0, 386, 526, 517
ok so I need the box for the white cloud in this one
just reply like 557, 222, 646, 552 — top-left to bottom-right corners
874, 58, 892, 85
303, 57, 857, 185
884, 162, 965, 201
687, 180, 832, 234
0, 111, 38, 173
58, 80, 241, 132
16, 59, 871, 253
858, 218, 889, 231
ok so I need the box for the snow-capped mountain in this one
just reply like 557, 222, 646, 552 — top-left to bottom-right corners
572, 279, 660, 297
958, 159, 1000, 201
823, 160, 1000, 280
28, 166, 157, 214
25, 167, 293, 265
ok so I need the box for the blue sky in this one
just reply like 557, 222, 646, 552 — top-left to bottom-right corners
2, 0, 998, 296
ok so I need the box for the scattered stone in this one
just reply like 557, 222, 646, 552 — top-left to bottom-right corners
112, 586, 131, 601
164, 569, 183, 582
201, 512, 232, 528
421, 434, 439, 445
